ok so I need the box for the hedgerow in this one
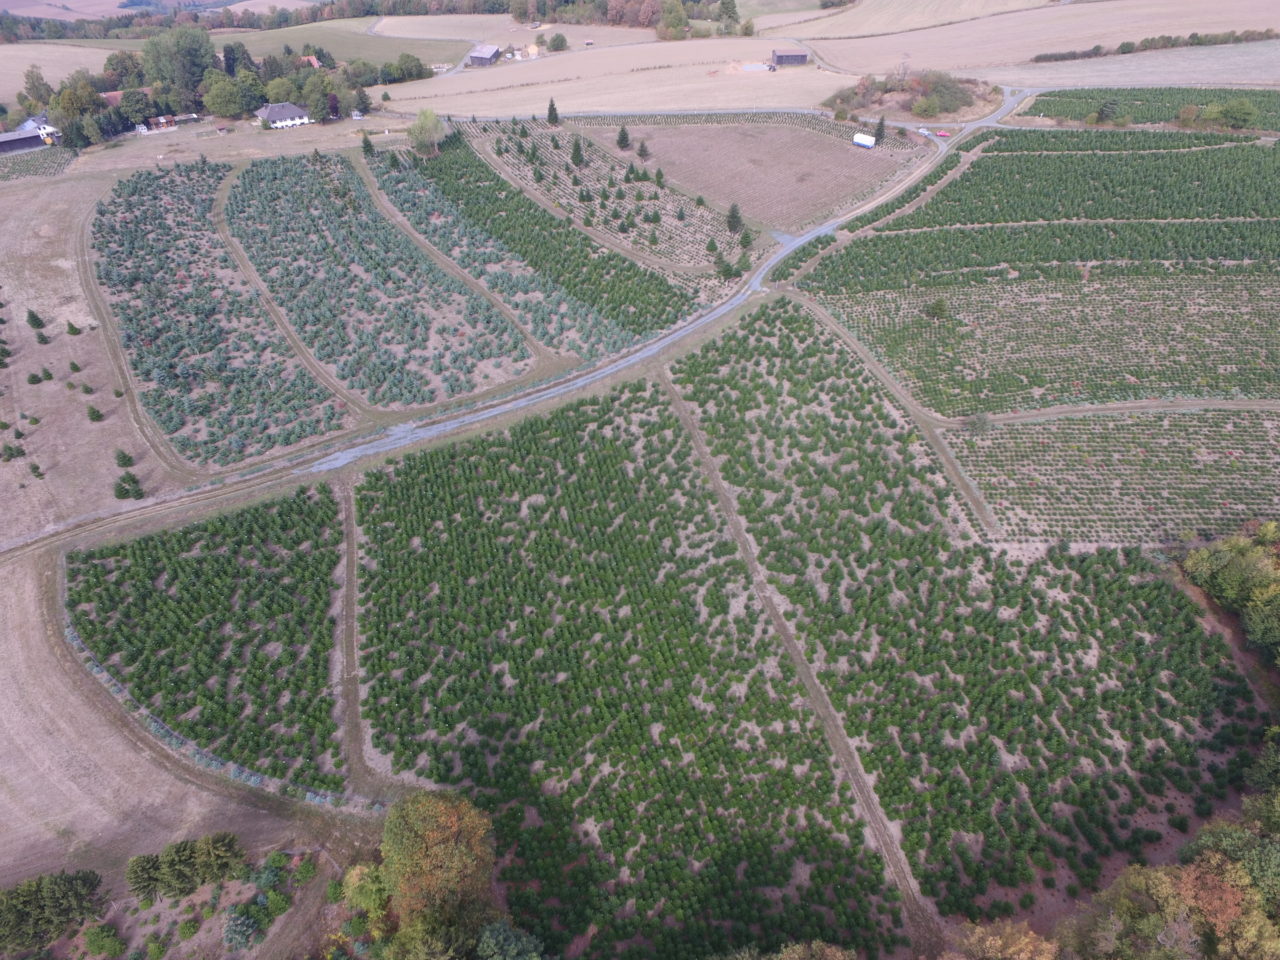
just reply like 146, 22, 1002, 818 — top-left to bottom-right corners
355, 385, 900, 959
1028, 87, 1280, 131
92, 159, 344, 464
227, 152, 529, 407
981, 128, 1252, 152
669, 300, 1264, 921
66, 487, 343, 791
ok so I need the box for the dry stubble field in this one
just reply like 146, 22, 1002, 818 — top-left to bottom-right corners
807, 0, 1279, 75
582, 121, 921, 233
758, 0, 1052, 38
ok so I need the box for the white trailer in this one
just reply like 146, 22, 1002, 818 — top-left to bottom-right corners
853, 132, 876, 149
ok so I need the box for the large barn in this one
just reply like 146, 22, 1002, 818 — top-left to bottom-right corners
771, 49, 809, 66
469, 44, 502, 67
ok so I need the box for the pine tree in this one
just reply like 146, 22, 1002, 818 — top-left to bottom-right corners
362, 132, 374, 156
637, 140, 650, 161
547, 98, 559, 125
571, 136, 585, 167
616, 125, 630, 150
875, 114, 886, 143
720, 0, 739, 21
726, 202, 743, 233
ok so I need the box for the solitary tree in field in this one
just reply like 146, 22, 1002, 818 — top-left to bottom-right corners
637, 140, 651, 160
726, 202, 743, 233
408, 109, 446, 156
547, 97, 559, 125
616, 125, 630, 150
874, 114, 886, 143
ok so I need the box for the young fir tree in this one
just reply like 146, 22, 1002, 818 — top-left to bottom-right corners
616, 125, 630, 150
874, 114, 886, 143
547, 98, 559, 125
726, 202, 743, 233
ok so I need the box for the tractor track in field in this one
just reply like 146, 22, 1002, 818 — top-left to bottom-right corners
660, 372, 947, 957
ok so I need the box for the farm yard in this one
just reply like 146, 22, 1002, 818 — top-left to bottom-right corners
574, 112, 923, 232
820, 277, 1280, 417
92, 160, 347, 465
226, 152, 531, 408
354, 383, 902, 959
65, 487, 345, 793
948, 410, 1280, 544
369, 140, 694, 358
461, 118, 771, 279
668, 300, 1267, 922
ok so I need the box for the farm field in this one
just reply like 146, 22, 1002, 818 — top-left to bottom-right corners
820, 277, 1280, 417
669, 299, 1266, 922
800, 131, 1280, 297
573, 114, 925, 234
369, 139, 694, 357
1024, 87, 1280, 133
355, 383, 902, 959
65, 486, 345, 793
884, 143, 1280, 230
370, 14, 656, 49
762, 0, 1051, 38
92, 160, 347, 465
805, 0, 1277, 74
0, 147, 76, 182
948, 410, 1280, 543
226, 152, 530, 408
462, 118, 770, 275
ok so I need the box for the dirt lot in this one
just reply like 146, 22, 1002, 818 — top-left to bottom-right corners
761, 0, 1052, 39
581, 121, 921, 232
808, 0, 1279, 74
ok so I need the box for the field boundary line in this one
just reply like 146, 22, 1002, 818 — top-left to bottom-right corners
211, 164, 379, 420
795, 296, 1003, 539
74, 176, 204, 484
349, 149, 569, 378
659, 371, 947, 958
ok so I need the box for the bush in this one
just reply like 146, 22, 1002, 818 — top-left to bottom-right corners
177, 918, 199, 940
293, 859, 317, 885
84, 924, 127, 958
548, 33, 567, 51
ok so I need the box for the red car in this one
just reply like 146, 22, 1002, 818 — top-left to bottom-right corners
935, 130, 952, 137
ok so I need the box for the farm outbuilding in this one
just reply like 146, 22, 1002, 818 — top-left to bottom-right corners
0, 129, 49, 155
469, 44, 502, 67
852, 132, 876, 149
771, 49, 809, 66
254, 102, 312, 128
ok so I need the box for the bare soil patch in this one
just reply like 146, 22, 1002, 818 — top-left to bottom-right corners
584, 122, 922, 233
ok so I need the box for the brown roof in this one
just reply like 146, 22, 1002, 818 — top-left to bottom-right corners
102, 87, 152, 108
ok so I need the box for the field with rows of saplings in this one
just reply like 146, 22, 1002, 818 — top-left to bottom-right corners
47, 88, 1280, 960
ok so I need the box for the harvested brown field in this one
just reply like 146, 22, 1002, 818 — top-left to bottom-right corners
581, 121, 924, 232
371, 13, 656, 49
0, 43, 126, 107
761, 0, 1052, 39
808, 0, 1279, 74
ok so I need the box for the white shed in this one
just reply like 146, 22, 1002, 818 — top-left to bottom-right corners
853, 132, 876, 149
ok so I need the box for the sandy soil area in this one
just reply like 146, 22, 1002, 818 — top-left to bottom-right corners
0, 553, 308, 889
372, 13, 656, 49
764, 0, 1052, 39
809, 0, 1279, 74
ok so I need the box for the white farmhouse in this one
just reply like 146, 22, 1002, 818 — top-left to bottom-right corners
254, 102, 313, 129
